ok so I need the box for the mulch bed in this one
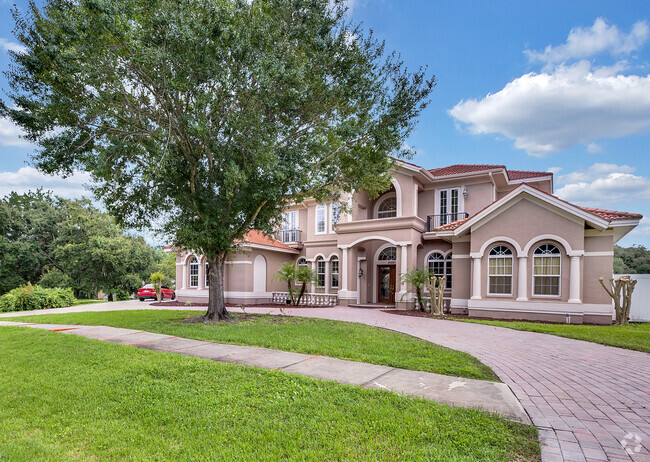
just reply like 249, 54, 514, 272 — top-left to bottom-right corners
149, 301, 334, 309
381, 309, 602, 325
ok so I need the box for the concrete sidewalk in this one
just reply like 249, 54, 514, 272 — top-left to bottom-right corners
0, 320, 529, 424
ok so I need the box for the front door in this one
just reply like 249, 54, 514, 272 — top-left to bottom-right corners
377, 265, 396, 303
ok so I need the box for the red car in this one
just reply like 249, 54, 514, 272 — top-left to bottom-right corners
137, 284, 176, 301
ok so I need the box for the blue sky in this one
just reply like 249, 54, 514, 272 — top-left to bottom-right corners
1, 0, 650, 246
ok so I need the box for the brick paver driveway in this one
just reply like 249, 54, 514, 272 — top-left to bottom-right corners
241, 306, 650, 462
3, 302, 649, 461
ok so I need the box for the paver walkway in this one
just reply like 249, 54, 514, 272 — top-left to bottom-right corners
0, 320, 528, 423
2, 301, 649, 461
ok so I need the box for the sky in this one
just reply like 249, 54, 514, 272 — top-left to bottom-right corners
0, 0, 649, 246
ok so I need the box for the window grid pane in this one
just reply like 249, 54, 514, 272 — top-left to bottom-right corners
189, 258, 199, 288
317, 260, 325, 287
489, 276, 512, 294
331, 258, 339, 288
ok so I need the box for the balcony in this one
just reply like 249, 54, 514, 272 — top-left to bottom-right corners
426, 212, 469, 232
277, 229, 302, 244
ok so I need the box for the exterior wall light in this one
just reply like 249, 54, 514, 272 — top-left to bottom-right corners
358, 268, 364, 277
463, 187, 469, 198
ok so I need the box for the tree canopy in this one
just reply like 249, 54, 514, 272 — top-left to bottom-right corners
614, 245, 650, 274
0, 191, 162, 297
4, 0, 435, 319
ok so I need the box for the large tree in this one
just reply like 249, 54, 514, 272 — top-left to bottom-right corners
4, 0, 435, 320
0, 191, 156, 297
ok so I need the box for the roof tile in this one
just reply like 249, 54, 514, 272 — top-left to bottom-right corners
428, 164, 505, 177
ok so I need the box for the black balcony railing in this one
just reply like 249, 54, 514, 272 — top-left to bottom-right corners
277, 229, 302, 243
426, 212, 469, 232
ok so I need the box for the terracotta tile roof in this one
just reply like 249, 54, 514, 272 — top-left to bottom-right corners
241, 229, 294, 250
162, 244, 174, 250
432, 184, 643, 232
578, 207, 643, 221
508, 170, 553, 180
433, 216, 471, 231
428, 164, 506, 177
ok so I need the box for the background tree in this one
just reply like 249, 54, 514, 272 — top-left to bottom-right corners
4, 0, 435, 320
614, 245, 650, 274
0, 191, 157, 298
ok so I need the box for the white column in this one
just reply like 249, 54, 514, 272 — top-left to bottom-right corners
471, 257, 482, 299
569, 256, 582, 303
341, 248, 348, 292
400, 244, 408, 293
181, 263, 187, 289
310, 261, 317, 293
516, 256, 528, 301
324, 260, 330, 293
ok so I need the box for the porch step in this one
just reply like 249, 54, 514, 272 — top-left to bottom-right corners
349, 304, 395, 309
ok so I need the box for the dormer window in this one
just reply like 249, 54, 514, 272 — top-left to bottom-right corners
377, 196, 397, 219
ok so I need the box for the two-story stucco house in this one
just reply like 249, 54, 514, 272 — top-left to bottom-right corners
173, 162, 642, 324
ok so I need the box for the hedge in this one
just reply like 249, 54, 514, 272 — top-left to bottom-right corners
0, 284, 76, 312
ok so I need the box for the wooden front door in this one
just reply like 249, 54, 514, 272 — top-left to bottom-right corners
377, 265, 396, 303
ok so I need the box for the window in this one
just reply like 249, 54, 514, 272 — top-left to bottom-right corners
331, 256, 339, 288
377, 196, 397, 219
488, 246, 513, 295
438, 188, 460, 225
297, 257, 307, 267
378, 246, 396, 262
330, 203, 340, 233
315, 205, 326, 234
205, 262, 210, 287
281, 211, 300, 242
189, 257, 199, 288
316, 257, 325, 287
283, 211, 298, 230
427, 252, 452, 289
533, 244, 561, 296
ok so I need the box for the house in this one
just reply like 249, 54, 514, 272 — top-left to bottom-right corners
174, 162, 642, 324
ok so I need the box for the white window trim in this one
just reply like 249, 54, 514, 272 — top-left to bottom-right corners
532, 244, 562, 298
329, 203, 340, 234
315, 205, 327, 235
373, 192, 397, 219
189, 257, 199, 288
316, 257, 326, 287
435, 187, 464, 218
487, 247, 513, 296
284, 210, 299, 230
425, 250, 452, 290
330, 256, 339, 288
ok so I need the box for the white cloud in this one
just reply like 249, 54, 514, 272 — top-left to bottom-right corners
0, 37, 26, 54
0, 117, 32, 147
554, 163, 650, 206
449, 61, 650, 157
586, 142, 603, 154
0, 166, 94, 199
547, 166, 563, 175
629, 217, 650, 236
525, 18, 649, 69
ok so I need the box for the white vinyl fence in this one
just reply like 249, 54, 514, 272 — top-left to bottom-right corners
613, 274, 650, 322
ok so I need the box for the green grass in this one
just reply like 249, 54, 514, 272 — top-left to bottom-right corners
454, 319, 650, 352
72, 298, 109, 306
9, 309, 498, 381
0, 328, 539, 461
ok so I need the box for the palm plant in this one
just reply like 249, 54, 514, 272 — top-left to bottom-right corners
274, 262, 318, 306
400, 268, 431, 312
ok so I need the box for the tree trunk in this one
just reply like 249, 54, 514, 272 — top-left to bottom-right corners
205, 252, 230, 321
295, 282, 307, 306
415, 287, 423, 311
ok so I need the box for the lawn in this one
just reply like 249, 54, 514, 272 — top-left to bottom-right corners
72, 298, 109, 306
9, 309, 498, 381
455, 319, 650, 353
0, 328, 539, 461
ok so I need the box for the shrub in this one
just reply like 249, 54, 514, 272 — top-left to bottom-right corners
114, 289, 131, 301
0, 284, 76, 312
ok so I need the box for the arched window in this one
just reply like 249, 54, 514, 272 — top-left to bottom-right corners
205, 262, 210, 287
331, 256, 339, 288
315, 256, 326, 287
377, 196, 397, 219
533, 244, 561, 296
427, 252, 452, 289
488, 246, 513, 295
297, 257, 307, 267
378, 246, 396, 262
189, 257, 199, 288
